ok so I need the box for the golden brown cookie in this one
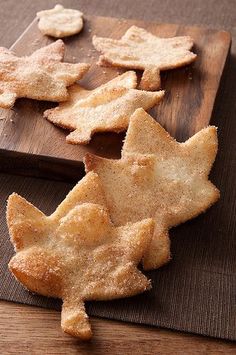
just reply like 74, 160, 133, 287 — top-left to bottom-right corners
93, 26, 196, 90
37, 4, 84, 38
0, 40, 89, 108
44, 71, 164, 144
85, 109, 219, 270
7, 172, 154, 340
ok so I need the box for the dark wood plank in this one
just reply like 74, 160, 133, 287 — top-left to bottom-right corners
0, 15, 231, 181
1, 301, 235, 355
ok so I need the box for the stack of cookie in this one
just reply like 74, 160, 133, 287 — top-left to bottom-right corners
1, 4, 219, 341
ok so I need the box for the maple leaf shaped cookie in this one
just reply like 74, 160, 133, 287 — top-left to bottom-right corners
44, 71, 164, 144
0, 39, 90, 108
93, 26, 197, 90
85, 109, 220, 270
7, 171, 153, 340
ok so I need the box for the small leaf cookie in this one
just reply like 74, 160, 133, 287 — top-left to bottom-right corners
44, 71, 164, 144
93, 26, 197, 90
0, 40, 90, 108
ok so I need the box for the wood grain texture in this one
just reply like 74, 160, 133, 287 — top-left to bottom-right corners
0, 0, 236, 353
0, 301, 235, 355
0, 15, 230, 181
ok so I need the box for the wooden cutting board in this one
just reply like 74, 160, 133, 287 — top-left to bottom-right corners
0, 16, 231, 181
